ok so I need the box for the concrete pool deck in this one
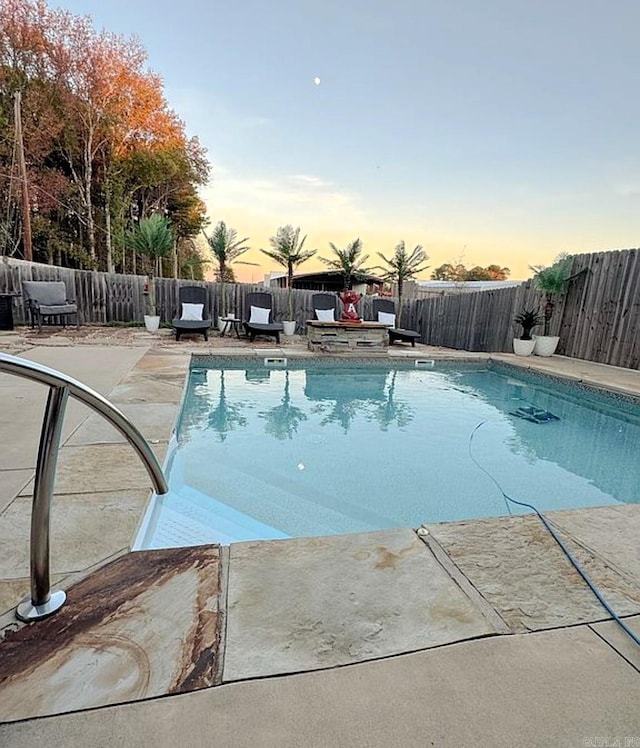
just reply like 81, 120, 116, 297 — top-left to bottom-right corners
0, 326, 639, 746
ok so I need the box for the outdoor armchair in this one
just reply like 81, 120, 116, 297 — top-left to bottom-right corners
311, 293, 339, 322
372, 298, 421, 347
171, 285, 212, 341
243, 292, 283, 343
21, 280, 80, 331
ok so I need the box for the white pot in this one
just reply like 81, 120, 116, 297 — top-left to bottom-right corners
533, 335, 560, 357
217, 318, 227, 333
283, 320, 296, 336
144, 315, 160, 332
513, 338, 536, 356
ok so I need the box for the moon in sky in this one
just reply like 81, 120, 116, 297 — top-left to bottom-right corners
313, 76, 321, 86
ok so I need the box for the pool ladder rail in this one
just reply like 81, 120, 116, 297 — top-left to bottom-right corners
0, 352, 168, 622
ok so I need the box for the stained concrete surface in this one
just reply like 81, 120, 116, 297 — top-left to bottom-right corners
0, 546, 222, 722
224, 528, 497, 680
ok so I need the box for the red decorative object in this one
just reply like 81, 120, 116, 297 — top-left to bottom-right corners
339, 290, 362, 322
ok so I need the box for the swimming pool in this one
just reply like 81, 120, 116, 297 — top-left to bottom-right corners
134, 358, 640, 549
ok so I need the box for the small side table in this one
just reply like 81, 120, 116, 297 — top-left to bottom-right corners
0, 292, 19, 331
220, 317, 243, 338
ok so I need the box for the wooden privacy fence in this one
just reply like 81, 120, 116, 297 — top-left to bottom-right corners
401, 249, 640, 370
1, 249, 639, 369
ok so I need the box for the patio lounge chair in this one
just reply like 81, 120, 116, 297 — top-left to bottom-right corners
171, 286, 212, 341
21, 280, 79, 331
372, 298, 421, 347
243, 292, 283, 343
311, 293, 338, 321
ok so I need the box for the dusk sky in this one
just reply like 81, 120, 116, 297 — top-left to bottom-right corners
57, 0, 640, 281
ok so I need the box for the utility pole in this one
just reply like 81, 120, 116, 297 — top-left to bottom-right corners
14, 91, 33, 261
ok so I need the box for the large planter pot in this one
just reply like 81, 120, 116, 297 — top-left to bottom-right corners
513, 338, 536, 356
144, 315, 160, 332
282, 320, 296, 336
533, 335, 560, 357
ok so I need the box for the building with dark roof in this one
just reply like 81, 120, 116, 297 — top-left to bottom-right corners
268, 269, 384, 293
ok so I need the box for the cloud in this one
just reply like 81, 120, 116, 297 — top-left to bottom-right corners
615, 183, 640, 198
238, 115, 274, 129
288, 174, 332, 188
201, 167, 368, 229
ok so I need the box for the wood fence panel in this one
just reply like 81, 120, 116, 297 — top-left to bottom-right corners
607, 249, 639, 367
581, 252, 611, 360
598, 251, 625, 363
565, 253, 598, 360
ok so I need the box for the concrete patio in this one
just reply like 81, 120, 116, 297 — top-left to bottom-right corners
0, 325, 639, 747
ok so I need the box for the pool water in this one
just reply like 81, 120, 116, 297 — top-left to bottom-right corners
134, 360, 640, 549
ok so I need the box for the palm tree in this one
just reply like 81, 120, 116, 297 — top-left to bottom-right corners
376, 241, 429, 325
125, 214, 174, 279
260, 225, 316, 320
203, 221, 250, 317
320, 238, 371, 290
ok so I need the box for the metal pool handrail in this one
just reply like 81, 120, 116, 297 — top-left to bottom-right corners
0, 352, 168, 622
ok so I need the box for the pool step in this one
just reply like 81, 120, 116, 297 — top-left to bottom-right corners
137, 486, 288, 549
180, 457, 393, 539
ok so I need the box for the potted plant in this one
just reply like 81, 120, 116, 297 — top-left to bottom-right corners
260, 225, 316, 336
125, 214, 174, 332
530, 253, 572, 356
513, 308, 541, 356
143, 277, 160, 332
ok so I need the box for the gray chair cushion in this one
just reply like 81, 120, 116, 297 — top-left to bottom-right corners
170, 318, 211, 330
22, 281, 70, 306
38, 303, 78, 315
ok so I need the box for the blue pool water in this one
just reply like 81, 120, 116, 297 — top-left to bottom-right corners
135, 359, 640, 549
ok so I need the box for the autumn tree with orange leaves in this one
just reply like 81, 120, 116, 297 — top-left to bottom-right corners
0, 0, 209, 275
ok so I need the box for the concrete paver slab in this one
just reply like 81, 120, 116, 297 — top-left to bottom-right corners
0, 346, 147, 470
3, 626, 639, 748
590, 615, 640, 671
0, 469, 32, 514
18, 443, 167, 496
0, 545, 221, 723
16, 345, 147, 393
492, 352, 640, 397
0, 489, 149, 578
548, 504, 640, 582
0, 577, 31, 617
66, 403, 177, 446
224, 528, 496, 681
108, 379, 185, 404
424, 514, 640, 632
